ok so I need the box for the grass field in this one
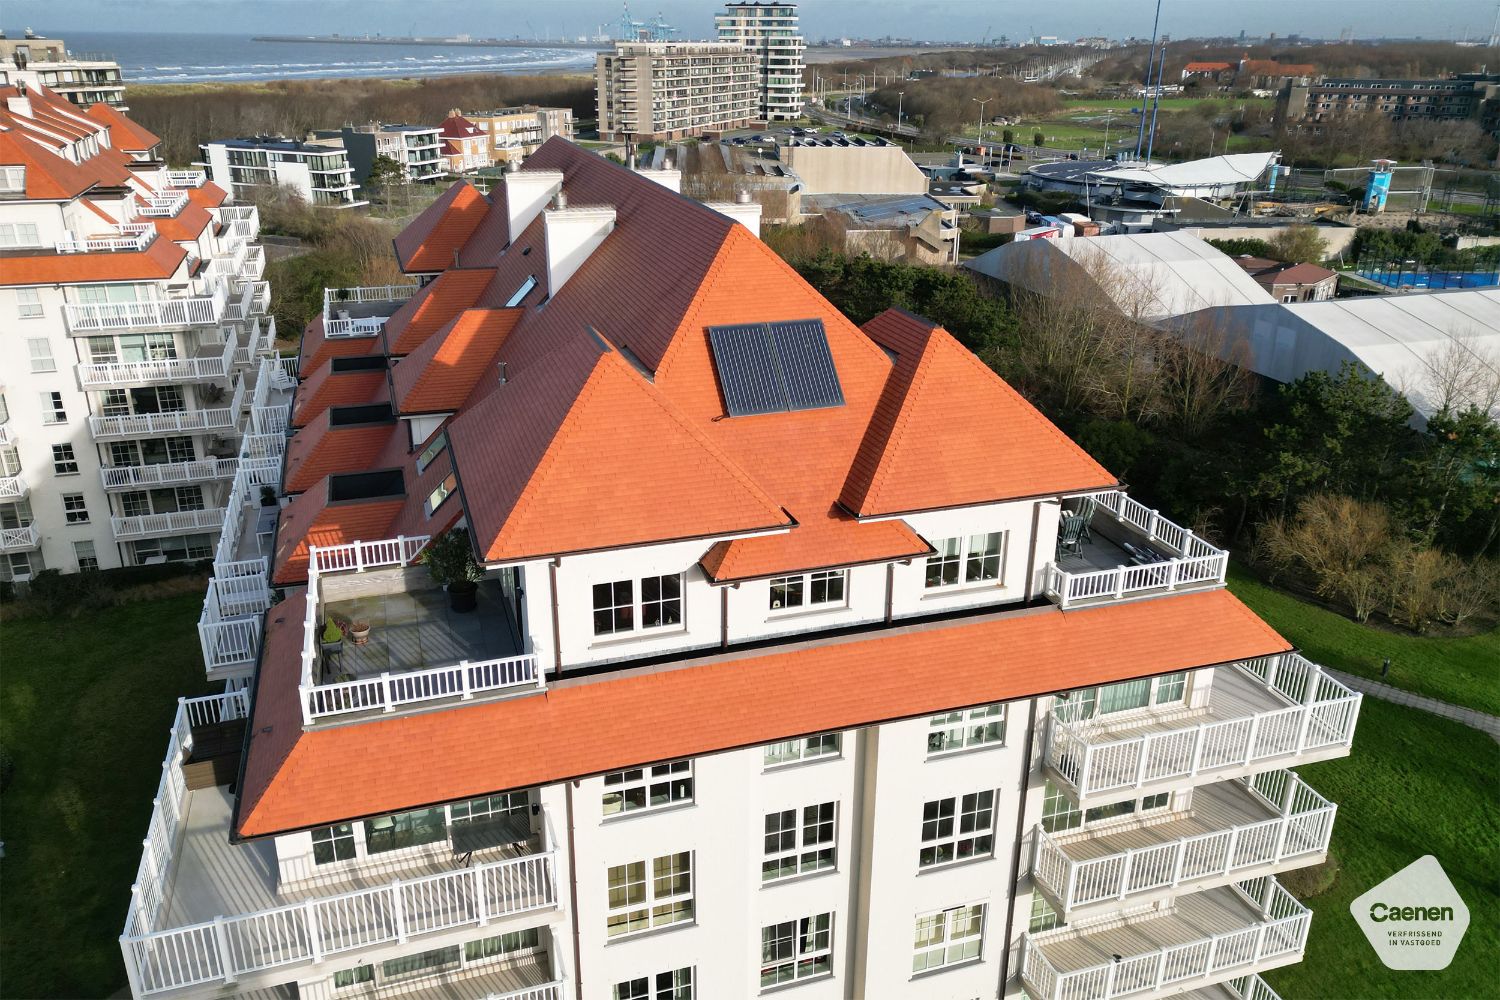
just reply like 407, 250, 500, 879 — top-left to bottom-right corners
1227, 564, 1500, 717
0, 592, 211, 998
1261, 698, 1500, 1000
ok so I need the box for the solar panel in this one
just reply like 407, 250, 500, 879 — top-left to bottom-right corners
708, 319, 844, 417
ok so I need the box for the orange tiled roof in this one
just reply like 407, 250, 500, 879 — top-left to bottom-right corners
841, 310, 1116, 517
84, 101, 161, 150
1184, 61, 1232, 72
271, 488, 404, 586
291, 361, 389, 428
237, 588, 1291, 836
393, 307, 522, 414
393, 181, 490, 273
298, 314, 385, 374
282, 408, 400, 495
701, 512, 932, 583
1, 233, 187, 285
382, 267, 496, 356
0, 128, 98, 200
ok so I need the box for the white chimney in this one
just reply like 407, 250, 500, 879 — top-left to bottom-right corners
7, 92, 32, 119
703, 197, 762, 238
634, 168, 682, 194
543, 205, 616, 295
503, 169, 565, 245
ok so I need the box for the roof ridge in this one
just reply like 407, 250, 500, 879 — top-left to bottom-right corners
859, 326, 942, 513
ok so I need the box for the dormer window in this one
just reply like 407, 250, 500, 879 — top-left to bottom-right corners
0, 165, 24, 194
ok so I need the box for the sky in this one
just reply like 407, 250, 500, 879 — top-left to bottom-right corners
6, 0, 1500, 44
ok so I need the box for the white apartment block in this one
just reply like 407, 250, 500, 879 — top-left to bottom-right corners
196, 137, 367, 209
119, 142, 1359, 1000
715, 2, 807, 121
2, 31, 128, 109
333, 123, 447, 186
0, 83, 288, 582
596, 42, 759, 141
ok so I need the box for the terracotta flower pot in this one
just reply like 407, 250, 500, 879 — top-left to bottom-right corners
349, 622, 371, 646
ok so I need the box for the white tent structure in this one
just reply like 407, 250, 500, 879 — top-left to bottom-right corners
1092, 152, 1279, 201
965, 230, 1275, 323
1173, 289, 1500, 422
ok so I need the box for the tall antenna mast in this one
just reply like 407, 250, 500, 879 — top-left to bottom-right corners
1135, 0, 1164, 158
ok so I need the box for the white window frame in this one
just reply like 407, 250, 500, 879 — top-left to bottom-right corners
424, 472, 456, 516
0, 222, 40, 248
924, 531, 1005, 590
52, 443, 79, 476
1059, 672, 1188, 723
768, 568, 847, 613
763, 732, 841, 768
73, 540, 99, 571
759, 912, 833, 990
0, 165, 24, 194
912, 902, 986, 973
62, 493, 89, 525
918, 790, 996, 869
606, 851, 695, 939
613, 967, 694, 1000
927, 703, 1007, 756
415, 432, 447, 474
27, 338, 56, 373
592, 573, 684, 637
16, 288, 42, 319
762, 800, 837, 883
311, 822, 357, 865
603, 760, 693, 816
40, 391, 66, 424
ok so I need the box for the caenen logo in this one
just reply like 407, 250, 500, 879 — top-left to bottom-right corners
1352, 856, 1469, 970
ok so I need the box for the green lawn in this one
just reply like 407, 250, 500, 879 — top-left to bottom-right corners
1227, 564, 1500, 717
1263, 698, 1500, 1000
0, 592, 211, 998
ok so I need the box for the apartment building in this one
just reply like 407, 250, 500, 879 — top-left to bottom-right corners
1278, 73, 1500, 137
439, 111, 491, 174
120, 140, 1360, 1000
715, 2, 806, 121
464, 106, 576, 166
0, 84, 280, 580
196, 137, 367, 209
1, 30, 127, 109
333, 122, 447, 186
596, 42, 759, 141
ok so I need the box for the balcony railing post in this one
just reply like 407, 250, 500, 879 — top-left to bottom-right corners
1117, 848, 1134, 900
1134, 735, 1151, 789
474, 866, 489, 926
1166, 558, 1179, 591
1204, 933, 1220, 977
1154, 951, 1168, 992
212, 915, 237, 983
304, 899, 323, 963
1146, 509, 1159, 541
1113, 566, 1126, 600
380, 672, 394, 712
1224, 826, 1240, 876
1170, 840, 1186, 887
1244, 714, 1262, 766
391, 885, 408, 943
119, 935, 145, 999
1103, 958, 1119, 999
460, 660, 473, 700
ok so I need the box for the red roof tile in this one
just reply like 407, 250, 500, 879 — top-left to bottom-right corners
382, 267, 495, 356
237, 588, 1291, 836
701, 511, 932, 582
271, 489, 404, 586
393, 182, 490, 273
291, 361, 389, 428
0, 127, 98, 200
2, 233, 187, 285
85, 101, 161, 151
282, 408, 401, 494
392, 307, 522, 414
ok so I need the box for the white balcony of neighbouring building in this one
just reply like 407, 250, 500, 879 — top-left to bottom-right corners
101, 458, 240, 492
77, 335, 237, 390
322, 283, 419, 338
111, 507, 226, 542
136, 189, 190, 218
1045, 656, 1361, 805
89, 379, 246, 441
55, 222, 155, 254
120, 693, 560, 999
0, 423, 16, 447
211, 204, 260, 243
1044, 490, 1229, 609
1020, 878, 1310, 1000
0, 473, 28, 500
221, 281, 271, 324
298, 539, 543, 724
1176, 973, 1286, 1000
1033, 770, 1335, 918
0, 523, 41, 553
64, 283, 227, 333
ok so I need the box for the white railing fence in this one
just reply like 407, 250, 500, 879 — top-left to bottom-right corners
77, 332, 236, 389
101, 458, 239, 491
64, 283, 226, 332
112, 507, 227, 540
1047, 655, 1361, 797
0, 473, 28, 499
137, 190, 190, 218
56, 223, 154, 254
0, 523, 42, 552
89, 378, 246, 441
1032, 770, 1335, 911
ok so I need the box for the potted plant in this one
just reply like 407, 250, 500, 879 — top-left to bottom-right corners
259, 485, 277, 507
349, 620, 371, 645
320, 618, 344, 651
421, 527, 483, 612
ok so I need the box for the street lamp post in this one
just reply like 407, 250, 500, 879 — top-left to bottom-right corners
897, 91, 905, 132
972, 97, 991, 164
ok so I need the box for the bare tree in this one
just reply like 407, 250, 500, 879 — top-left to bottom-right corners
1400, 331, 1500, 418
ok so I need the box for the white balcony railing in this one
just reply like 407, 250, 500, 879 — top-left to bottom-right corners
322, 283, 419, 338
1045, 490, 1229, 608
1020, 879, 1310, 1000
137, 190, 190, 217
77, 336, 236, 389
0, 423, 15, 446
90, 378, 246, 440
56, 223, 154, 254
0, 524, 41, 552
1032, 770, 1336, 913
0, 473, 28, 499
64, 284, 227, 333
163, 169, 207, 188
111, 507, 226, 541
101, 458, 239, 491
1047, 656, 1362, 799
221, 282, 271, 324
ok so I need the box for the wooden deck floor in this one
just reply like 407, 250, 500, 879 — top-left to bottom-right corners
1036, 886, 1265, 972
1081, 667, 1293, 744
1057, 781, 1275, 862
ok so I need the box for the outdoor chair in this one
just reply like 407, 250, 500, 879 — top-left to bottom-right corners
1056, 513, 1087, 560
1075, 496, 1097, 543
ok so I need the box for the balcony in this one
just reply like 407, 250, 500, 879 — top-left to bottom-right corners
211, 204, 260, 243
101, 458, 239, 491
136, 190, 190, 218
1033, 771, 1335, 917
55, 223, 154, 254
77, 337, 236, 389
0, 424, 15, 447
111, 507, 226, 542
0, 524, 41, 553
1020, 878, 1309, 1000
1183, 974, 1285, 1000
0, 474, 28, 500
90, 379, 246, 441
322, 283, 419, 338
1044, 491, 1229, 609
64, 284, 227, 333
1045, 657, 1361, 805
163, 169, 207, 189
299, 539, 542, 724
221, 281, 271, 324
121, 692, 559, 998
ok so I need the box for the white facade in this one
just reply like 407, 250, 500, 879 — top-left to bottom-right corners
197, 139, 367, 209
1, 33, 127, 108
595, 42, 760, 141
715, 2, 807, 121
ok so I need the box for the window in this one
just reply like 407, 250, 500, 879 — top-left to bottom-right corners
762, 801, 837, 882
1043, 780, 1171, 832
425, 473, 456, 516
381, 945, 461, 983
769, 568, 846, 611
763, 732, 841, 767
120, 491, 151, 518
47, 444, 79, 477
0, 222, 40, 247
505, 274, 538, 307
1154, 671, 1187, 704
913, 903, 986, 973
603, 760, 693, 815
40, 391, 66, 424
174, 486, 205, 511
0, 165, 23, 193
606, 851, 694, 937
16, 288, 42, 319
1028, 892, 1061, 933
593, 573, 684, 636
363, 807, 447, 855
415, 432, 447, 473
74, 540, 98, 572
919, 791, 995, 868
450, 791, 529, 824
593, 579, 633, 634
614, 968, 694, 1000
925, 532, 1004, 589
464, 926, 540, 963
312, 823, 356, 864
1062, 674, 1187, 722
640, 573, 682, 628
62, 493, 89, 525
332, 964, 374, 989
928, 703, 1006, 755
760, 913, 833, 989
